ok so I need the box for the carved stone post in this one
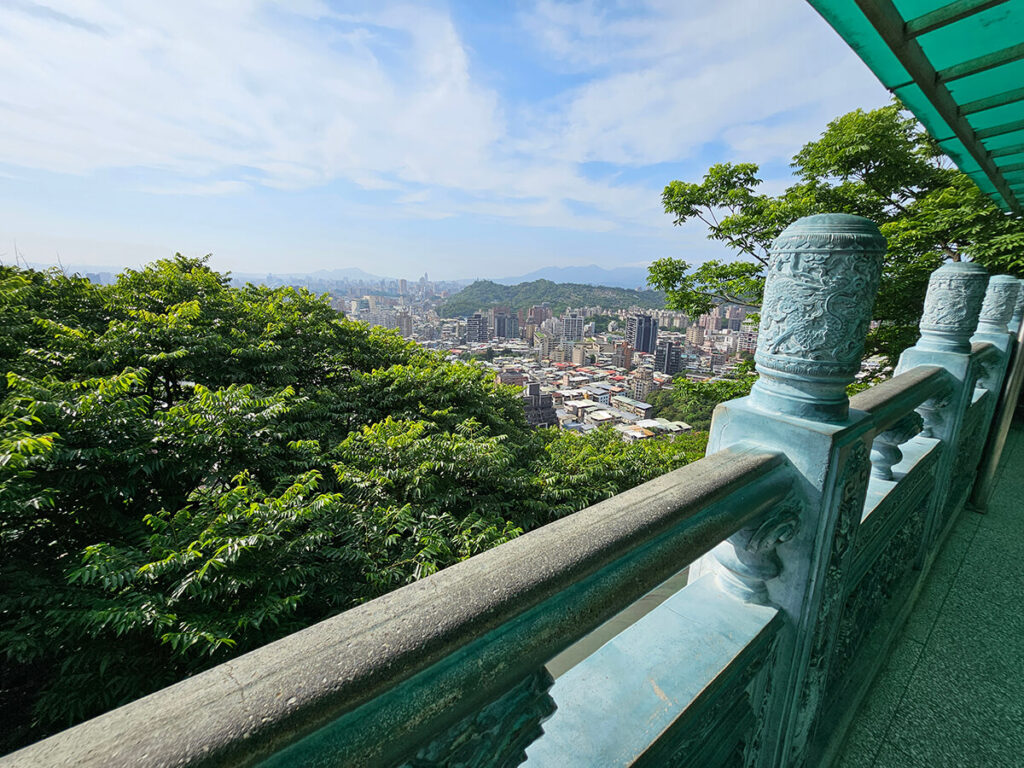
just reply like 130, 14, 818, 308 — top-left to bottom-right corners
896, 262, 988, 546
1009, 281, 1024, 335
961, 274, 1022, 499
697, 214, 884, 768
972, 274, 1019, 388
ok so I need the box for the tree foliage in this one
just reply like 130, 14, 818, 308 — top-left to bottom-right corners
649, 375, 757, 431
650, 102, 1024, 366
0, 256, 702, 752
438, 279, 665, 317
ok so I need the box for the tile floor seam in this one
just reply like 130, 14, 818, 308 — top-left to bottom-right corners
862, 639, 924, 768
864, 515, 980, 764
838, 424, 1024, 767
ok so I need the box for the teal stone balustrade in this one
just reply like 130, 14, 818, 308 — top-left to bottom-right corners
3, 214, 1022, 768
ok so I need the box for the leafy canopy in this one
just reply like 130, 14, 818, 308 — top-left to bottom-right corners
0, 256, 705, 753
438, 279, 665, 317
649, 102, 1024, 365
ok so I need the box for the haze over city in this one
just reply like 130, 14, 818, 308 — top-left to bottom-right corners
0, 0, 889, 280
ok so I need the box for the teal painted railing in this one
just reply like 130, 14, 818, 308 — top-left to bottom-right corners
4, 214, 1022, 768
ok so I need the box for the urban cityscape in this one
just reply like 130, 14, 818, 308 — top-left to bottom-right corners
331, 273, 758, 440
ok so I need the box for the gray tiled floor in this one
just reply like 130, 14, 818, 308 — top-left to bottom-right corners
836, 425, 1024, 768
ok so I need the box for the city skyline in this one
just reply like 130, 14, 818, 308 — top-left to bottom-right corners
0, 0, 888, 279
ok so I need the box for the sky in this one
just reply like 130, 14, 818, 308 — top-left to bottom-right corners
0, 0, 891, 280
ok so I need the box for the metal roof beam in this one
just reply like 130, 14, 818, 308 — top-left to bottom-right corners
905, 0, 1009, 38
960, 85, 1024, 115
938, 41, 1024, 82
990, 143, 1024, 158
854, 0, 1021, 214
976, 118, 1024, 139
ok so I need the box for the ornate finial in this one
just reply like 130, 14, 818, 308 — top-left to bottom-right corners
750, 214, 885, 422
976, 275, 1020, 336
917, 262, 988, 353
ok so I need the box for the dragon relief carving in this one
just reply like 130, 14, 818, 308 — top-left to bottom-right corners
920, 274, 987, 332
977, 277, 1019, 327
1013, 285, 1024, 323
756, 251, 881, 378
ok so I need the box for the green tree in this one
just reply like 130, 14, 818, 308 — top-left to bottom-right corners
438, 279, 664, 317
649, 102, 1024, 366
649, 375, 757, 431
0, 258, 704, 753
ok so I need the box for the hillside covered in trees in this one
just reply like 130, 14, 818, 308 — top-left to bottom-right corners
0, 257, 705, 753
437, 278, 665, 317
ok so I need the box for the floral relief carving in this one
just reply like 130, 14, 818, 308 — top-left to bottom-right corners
827, 496, 928, 695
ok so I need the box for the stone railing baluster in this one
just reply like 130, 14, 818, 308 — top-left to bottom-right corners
693, 213, 885, 768
712, 497, 801, 605
869, 412, 923, 481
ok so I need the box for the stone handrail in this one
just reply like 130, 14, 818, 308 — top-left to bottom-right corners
4, 447, 796, 768
849, 364, 947, 432
4, 214, 1022, 768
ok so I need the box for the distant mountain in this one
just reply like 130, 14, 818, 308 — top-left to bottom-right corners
437, 279, 666, 318
230, 268, 475, 288
494, 265, 652, 290
231, 267, 392, 283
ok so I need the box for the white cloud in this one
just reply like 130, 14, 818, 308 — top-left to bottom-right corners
0, 0, 890, 236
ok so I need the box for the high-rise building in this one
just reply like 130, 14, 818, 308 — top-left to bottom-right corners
561, 311, 584, 342
398, 279, 408, 296
611, 342, 634, 370
466, 313, 488, 343
625, 314, 658, 353
535, 334, 557, 360
493, 312, 519, 340
523, 383, 557, 427
654, 340, 683, 375
628, 368, 655, 402
528, 304, 552, 325
397, 312, 413, 338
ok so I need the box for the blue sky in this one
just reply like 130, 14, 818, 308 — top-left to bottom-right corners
0, 0, 890, 280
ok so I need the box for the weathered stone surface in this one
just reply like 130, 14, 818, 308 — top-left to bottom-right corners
917, 261, 988, 353
975, 274, 1019, 336
2, 449, 792, 768
751, 213, 885, 423
5, 217, 1021, 768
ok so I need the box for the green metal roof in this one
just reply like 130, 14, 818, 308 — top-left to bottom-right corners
808, 0, 1024, 216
